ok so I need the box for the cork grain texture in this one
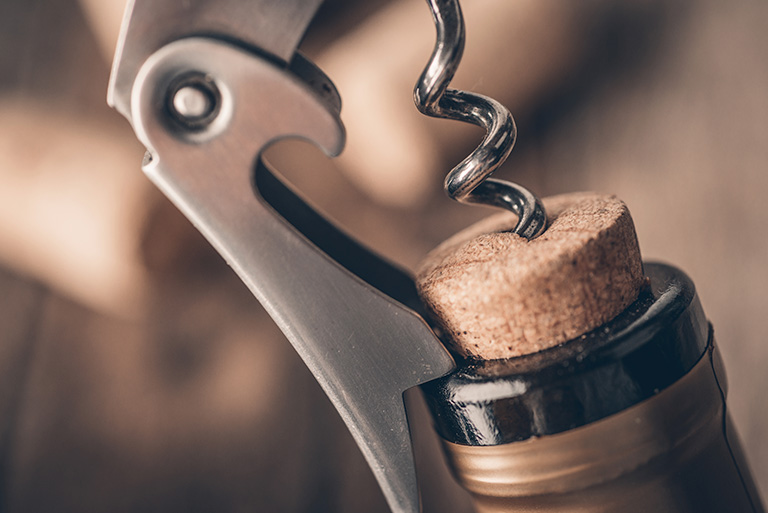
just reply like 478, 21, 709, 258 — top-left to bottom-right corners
416, 192, 645, 360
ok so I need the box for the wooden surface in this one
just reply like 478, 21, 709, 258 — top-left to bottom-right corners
0, 265, 389, 513
0, 263, 474, 513
417, 193, 644, 360
0, 272, 45, 500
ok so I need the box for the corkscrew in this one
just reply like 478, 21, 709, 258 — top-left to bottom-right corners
106, 0, 568, 512
108, 2, 458, 512
415, 0, 547, 240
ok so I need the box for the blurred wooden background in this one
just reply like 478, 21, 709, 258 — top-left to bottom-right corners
0, 0, 766, 511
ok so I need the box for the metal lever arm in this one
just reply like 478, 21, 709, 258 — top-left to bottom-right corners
128, 37, 454, 513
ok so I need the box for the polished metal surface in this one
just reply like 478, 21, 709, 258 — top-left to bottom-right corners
124, 37, 454, 513
414, 0, 547, 240
108, 0, 324, 120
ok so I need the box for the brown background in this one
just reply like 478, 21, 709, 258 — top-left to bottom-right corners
0, 0, 766, 511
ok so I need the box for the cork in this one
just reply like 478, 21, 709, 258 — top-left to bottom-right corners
416, 192, 645, 360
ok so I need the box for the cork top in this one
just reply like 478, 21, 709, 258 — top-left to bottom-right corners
416, 192, 645, 360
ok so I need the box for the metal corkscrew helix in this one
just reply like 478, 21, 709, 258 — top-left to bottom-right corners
414, 0, 548, 240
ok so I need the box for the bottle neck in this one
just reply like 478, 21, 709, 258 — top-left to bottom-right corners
421, 263, 709, 446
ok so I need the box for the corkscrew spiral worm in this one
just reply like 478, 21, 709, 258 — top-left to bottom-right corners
414, 0, 547, 239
